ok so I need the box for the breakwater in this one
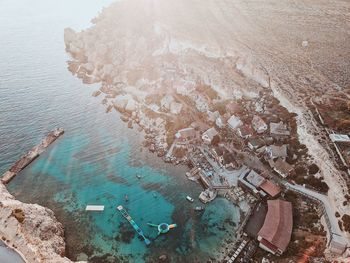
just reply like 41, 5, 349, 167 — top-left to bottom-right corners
1, 128, 64, 184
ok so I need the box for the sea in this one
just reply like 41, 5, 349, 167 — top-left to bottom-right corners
0, 1, 240, 262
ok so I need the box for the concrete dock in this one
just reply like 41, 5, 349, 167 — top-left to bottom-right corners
1, 128, 64, 184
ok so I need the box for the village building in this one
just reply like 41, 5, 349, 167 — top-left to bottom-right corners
270, 122, 290, 137
330, 235, 349, 255
269, 158, 293, 178
215, 116, 224, 129
237, 125, 253, 139
265, 145, 288, 159
194, 94, 209, 112
175, 127, 196, 142
270, 121, 290, 138
252, 115, 268, 134
248, 137, 266, 151
207, 111, 220, 123
202, 127, 219, 144
257, 199, 293, 255
239, 170, 281, 198
170, 101, 183, 114
227, 115, 243, 130
259, 180, 281, 198
174, 80, 195, 96
149, 103, 160, 112
160, 94, 174, 110
329, 134, 350, 143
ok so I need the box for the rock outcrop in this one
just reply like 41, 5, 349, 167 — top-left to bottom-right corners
0, 182, 84, 263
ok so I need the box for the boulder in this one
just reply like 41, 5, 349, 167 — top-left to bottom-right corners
125, 98, 138, 113
159, 254, 167, 261
113, 96, 128, 112
63, 28, 77, 46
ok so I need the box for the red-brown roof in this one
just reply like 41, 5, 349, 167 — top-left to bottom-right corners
258, 200, 293, 253
259, 180, 281, 197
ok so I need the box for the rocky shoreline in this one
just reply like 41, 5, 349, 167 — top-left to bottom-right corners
0, 182, 84, 263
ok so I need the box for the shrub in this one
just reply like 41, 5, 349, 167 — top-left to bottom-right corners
11, 208, 25, 223
341, 214, 350, 233
308, 164, 320, 175
211, 135, 221, 146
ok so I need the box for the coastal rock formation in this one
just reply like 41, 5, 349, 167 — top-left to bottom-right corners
64, 0, 350, 227
0, 182, 84, 263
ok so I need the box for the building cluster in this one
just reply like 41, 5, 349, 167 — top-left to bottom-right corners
118, 83, 350, 260
159, 93, 300, 258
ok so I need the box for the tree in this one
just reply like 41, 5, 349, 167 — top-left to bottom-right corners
211, 134, 221, 146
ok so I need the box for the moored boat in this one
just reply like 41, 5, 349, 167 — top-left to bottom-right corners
194, 206, 204, 212
186, 196, 194, 202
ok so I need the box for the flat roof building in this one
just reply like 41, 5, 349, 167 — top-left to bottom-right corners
329, 134, 350, 143
202, 127, 218, 144
175, 127, 196, 141
227, 115, 243, 130
239, 170, 281, 198
266, 145, 288, 159
270, 122, 290, 137
252, 115, 268, 134
269, 158, 293, 178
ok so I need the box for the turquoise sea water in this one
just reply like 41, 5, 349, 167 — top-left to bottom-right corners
0, 1, 240, 262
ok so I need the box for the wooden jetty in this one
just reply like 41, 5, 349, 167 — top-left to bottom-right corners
1, 128, 64, 184
85, 205, 105, 211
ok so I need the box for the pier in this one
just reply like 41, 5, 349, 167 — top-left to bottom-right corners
1, 128, 64, 184
117, 205, 151, 245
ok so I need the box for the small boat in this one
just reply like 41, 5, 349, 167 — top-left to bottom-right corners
194, 206, 204, 212
124, 194, 129, 202
186, 196, 194, 202
136, 174, 142, 179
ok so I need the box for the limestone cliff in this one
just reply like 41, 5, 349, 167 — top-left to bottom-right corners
0, 182, 84, 263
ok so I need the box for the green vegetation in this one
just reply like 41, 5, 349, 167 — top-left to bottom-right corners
211, 135, 221, 146
341, 214, 350, 233
308, 164, 320, 175
294, 174, 329, 193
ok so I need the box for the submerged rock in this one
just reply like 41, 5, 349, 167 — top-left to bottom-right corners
92, 90, 101, 97
159, 254, 167, 262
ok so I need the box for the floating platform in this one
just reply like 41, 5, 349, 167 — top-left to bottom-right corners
147, 222, 177, 235
85, 205, 105, 211
117, 205, 151, 245
1, 128, 64, 184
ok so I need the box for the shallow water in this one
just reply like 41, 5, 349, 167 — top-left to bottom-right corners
0, 0, 240, 262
